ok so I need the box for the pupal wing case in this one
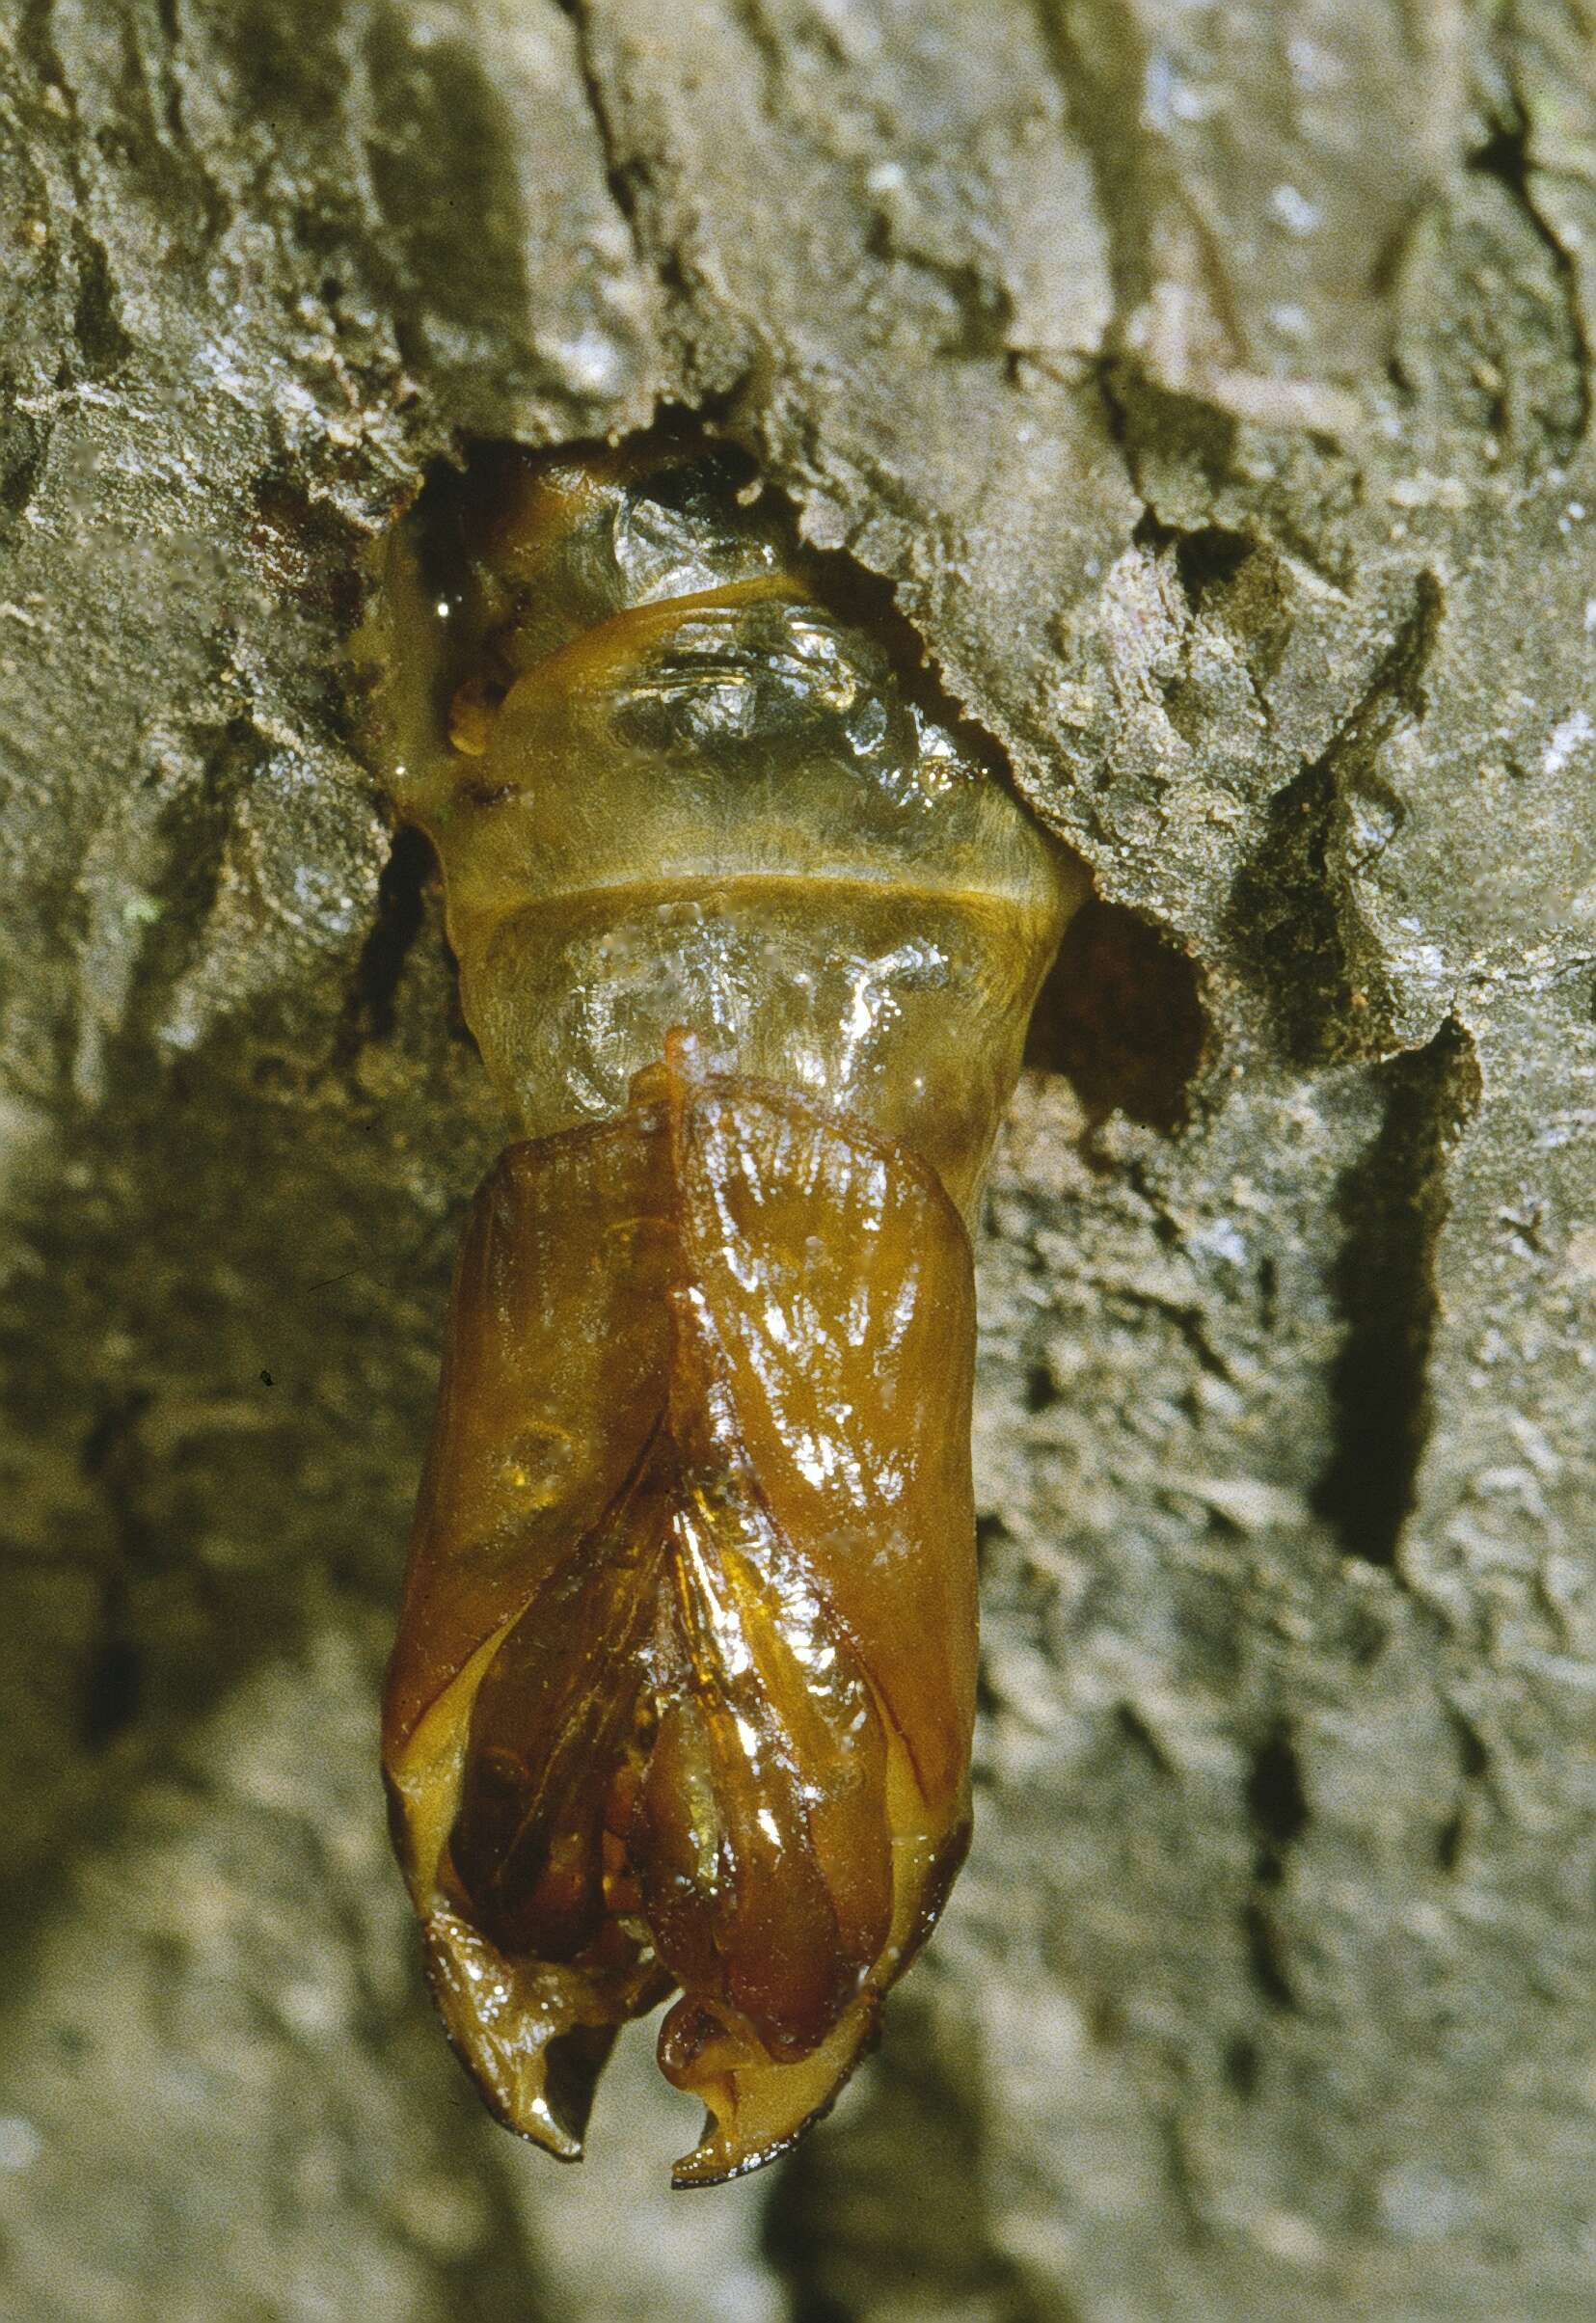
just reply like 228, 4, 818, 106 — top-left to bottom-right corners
365, 435, 1087, 2185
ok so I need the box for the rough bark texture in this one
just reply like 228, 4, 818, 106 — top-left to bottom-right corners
1, 4, 1592, 2319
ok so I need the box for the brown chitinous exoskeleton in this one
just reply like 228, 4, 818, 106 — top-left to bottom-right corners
363, 433, 1088, 2185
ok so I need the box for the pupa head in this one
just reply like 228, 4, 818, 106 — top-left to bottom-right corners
364, 432, 1086, 1213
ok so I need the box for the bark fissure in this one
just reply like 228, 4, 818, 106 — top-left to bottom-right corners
1314, 1020, 1482, 1572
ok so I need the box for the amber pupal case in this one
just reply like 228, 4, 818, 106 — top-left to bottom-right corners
366, 435, 1087, 2184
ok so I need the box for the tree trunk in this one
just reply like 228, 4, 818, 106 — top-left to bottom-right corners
1, 4, 1592, 2318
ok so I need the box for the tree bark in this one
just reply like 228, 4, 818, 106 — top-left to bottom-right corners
1, 4, 1592, 2318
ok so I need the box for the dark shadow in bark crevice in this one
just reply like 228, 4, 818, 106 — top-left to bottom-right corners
1025, 897, 1205, 1133
762, 1982, 1066, 2323
1313, 1019, 1480, 1568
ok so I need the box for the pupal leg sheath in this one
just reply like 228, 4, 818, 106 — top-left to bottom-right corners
381, 1062, 977, 2186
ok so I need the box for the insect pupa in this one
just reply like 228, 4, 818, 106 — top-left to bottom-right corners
364, 432, 1088, 2186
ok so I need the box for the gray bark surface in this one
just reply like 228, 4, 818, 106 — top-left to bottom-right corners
0, 4, 1591, 2319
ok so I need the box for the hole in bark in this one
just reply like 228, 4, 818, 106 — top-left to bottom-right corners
1229, 759, 1351, 1062
1173, 525, 1254, 601
1022, 1361, 1056, 1412
1024, 899, 1205, 1131
1434, 1811, 1465, 1874
1244, 1721, 1309, 1877
69, 227, 134, 381
1314, 1021, 1480, 1566
1134, 509, 1255, 607
1237, 1724, 1307, 2012
336, 823, 432, 1061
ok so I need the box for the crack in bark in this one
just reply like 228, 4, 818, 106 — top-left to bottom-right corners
563, 0, 651, 281
1434, 1706, 1491, 1876
1237, 1718, 1310, 2013
1314, 1018, 1481, 1573
334, 821, 431, 1067
1031, 0, 1244, 383
1229, 571, 1444, 1065
1468, 99, 1592, 455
